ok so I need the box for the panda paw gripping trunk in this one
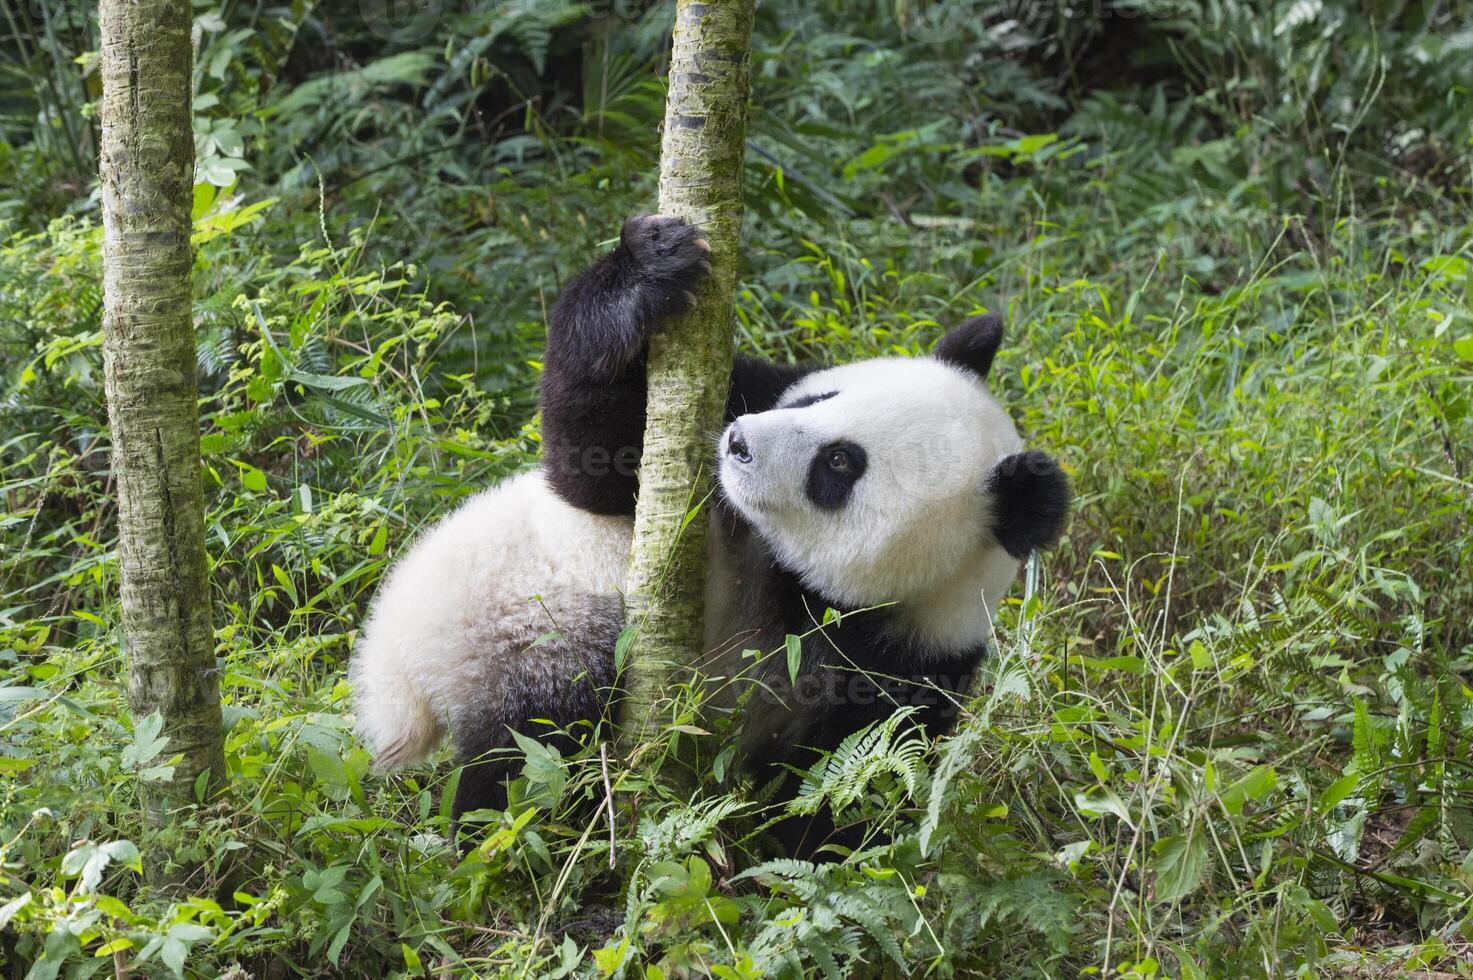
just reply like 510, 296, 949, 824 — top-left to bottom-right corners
350, 216, 1073, 855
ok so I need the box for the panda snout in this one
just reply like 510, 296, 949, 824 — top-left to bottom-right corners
726, 424, 753, 464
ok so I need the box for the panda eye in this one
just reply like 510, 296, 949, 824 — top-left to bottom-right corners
827, 449, 852, 473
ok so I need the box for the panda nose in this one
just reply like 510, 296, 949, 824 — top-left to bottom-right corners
726, 425, 753, 463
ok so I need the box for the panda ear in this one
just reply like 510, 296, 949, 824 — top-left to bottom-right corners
934, 313, 1004, 380
986, 450, 1071, 560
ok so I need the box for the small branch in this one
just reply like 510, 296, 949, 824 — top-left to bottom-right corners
600, 742, 617, 870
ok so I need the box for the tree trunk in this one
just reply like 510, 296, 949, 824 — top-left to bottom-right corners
619, 0, 755, 752
100, 0, 225, 838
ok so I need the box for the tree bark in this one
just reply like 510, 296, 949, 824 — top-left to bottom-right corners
100, 0, 225, 835
619, 0, 755, 752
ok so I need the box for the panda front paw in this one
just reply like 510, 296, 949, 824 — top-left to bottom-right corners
619, 214, 712, 316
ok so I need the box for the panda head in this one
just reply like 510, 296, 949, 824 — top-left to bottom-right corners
718, 314, 1071, 610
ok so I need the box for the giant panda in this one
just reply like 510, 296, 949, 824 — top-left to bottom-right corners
350, 214, 1071, 853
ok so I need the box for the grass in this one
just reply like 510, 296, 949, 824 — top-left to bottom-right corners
2, 0, 1472, 975
4, 177, 1470, 976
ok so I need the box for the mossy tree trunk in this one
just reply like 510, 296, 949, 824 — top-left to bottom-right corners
100, 0, 225, 841
620, 0, 755, 752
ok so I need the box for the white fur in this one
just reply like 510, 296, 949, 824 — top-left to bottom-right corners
350, 471, 632, 768
717, 356, 1024, 650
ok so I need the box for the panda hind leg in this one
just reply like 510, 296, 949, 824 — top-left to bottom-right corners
449, 636, 619, 848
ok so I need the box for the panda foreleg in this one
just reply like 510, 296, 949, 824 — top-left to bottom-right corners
541, 215, 711, 516
546, 214, 711, 378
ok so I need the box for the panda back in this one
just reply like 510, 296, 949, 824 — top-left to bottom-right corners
351, 470, 631, 767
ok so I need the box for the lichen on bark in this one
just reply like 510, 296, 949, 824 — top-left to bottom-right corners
620, 0, 756, 754
100, 0, 226, 836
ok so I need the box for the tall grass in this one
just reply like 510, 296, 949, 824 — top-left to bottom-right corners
1, 0, 1470, 975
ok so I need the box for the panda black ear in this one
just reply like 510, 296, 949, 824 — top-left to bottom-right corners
986, 450, 1072, 560
934, 313, 1004, 380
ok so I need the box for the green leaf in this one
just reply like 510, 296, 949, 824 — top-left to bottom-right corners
94, 938, 133, 959
328, 920, 353, 965
199, 155, 249, 187
1074, 787, 1133, 824
1317, 772, 1360, 814
785, 634, 803, 687
122, 712, 170, 769
0, 687, 47, 704
1453, 336, 1473, 362
1427, 689, 1445, 783
593, 937, 631, 977
32, 927, 80, 980
191, 181, 218, 219
1351, 696, 1378, 773
1151, 832, 1207, 903
613, 624, 638, 672
288, 369, 372, 392
401, 943, 423, 975
63, 839, 139, 894
1220, 765, 1277, 817
1421, 255, 1469, 281
161, 936, 189, 975
841, 143, 897, 179
103, 839, 140, 873
1014, 132, 1059, 157
271, 564, 298, 605
239, 464, 267, 493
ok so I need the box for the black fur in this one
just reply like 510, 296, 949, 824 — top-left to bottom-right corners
540, 215, 813, 516
804, 441, 867, 511
934, 313, 1004, 379
986, 450, 1072, 560
451, 616, 621, 847
729, 355, 815, 420
783, 390, 837, 410
489, 219, 1061, 859
540, 214, 712, 515
743, 564, 983, 856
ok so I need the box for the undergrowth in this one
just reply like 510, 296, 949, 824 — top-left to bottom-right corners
2, 0, 1472, 977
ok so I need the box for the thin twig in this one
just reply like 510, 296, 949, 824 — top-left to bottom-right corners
600, 742, 617, 870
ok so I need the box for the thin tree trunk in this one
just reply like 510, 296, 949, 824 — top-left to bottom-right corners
100, 0, 225, 841
620, 0, 755, 752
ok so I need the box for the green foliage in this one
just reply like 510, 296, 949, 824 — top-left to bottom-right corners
3, 0, 1472, 976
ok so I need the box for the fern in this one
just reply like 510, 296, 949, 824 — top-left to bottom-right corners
920, 720, 984, 856
1351, 696, 1379, 776
943, 873, 1080, 959
792, 707, 928, 817
737, 857, 920, 978
423, 0, 588, 110
636, 794, 752, 864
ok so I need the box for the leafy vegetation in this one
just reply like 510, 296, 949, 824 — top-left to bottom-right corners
2, 0, 1471, 976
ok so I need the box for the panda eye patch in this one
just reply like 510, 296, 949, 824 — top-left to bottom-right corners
806, 440, 868, 511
